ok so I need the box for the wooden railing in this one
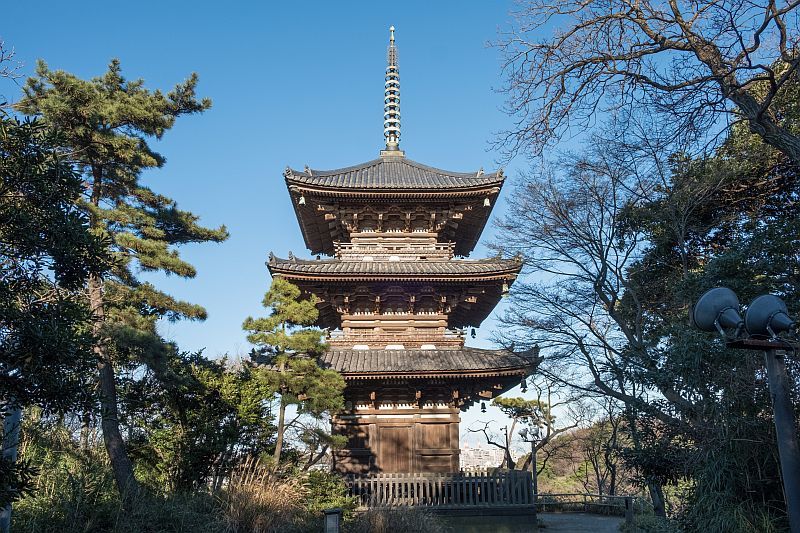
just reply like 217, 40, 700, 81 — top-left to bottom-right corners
345, 470, 534, 510
536, 492, 642, 517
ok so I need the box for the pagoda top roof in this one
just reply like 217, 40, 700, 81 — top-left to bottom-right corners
319, 347, 539, 378
284, 156, 504, 193
268, 254, 522, 281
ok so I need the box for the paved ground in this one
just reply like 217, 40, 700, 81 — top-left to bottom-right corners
441, 512, 624, 533
538, 513, 624, 532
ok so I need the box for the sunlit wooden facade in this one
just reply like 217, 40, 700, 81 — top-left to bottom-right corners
268, 27, 538, 474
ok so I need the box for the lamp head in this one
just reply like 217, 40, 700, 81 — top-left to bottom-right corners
692, 287, 744, 337
745, 294, 796, 338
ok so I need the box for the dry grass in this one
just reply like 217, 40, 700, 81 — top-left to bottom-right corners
220, 456, 310, 533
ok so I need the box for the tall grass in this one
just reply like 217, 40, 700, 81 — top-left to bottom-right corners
13, 424, 355, 533
220, 456, 311, 533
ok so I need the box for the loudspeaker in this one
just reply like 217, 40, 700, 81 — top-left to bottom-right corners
692, 287, 744, 333
745, 294, 796, 337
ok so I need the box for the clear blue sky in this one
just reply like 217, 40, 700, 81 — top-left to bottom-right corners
3, 1, 541, 438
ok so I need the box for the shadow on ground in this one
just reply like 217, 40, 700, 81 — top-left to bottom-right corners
441, 512, 623, 533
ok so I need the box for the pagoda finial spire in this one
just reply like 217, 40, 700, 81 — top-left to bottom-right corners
383, 25, 403, 155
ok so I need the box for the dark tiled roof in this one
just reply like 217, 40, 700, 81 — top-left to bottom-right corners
319, 347, 539, 376
268, 256, 522, 279
285, 157, 503, 191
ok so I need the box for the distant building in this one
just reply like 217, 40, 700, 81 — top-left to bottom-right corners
460, 444, 506, 471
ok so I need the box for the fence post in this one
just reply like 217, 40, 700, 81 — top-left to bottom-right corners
625, 497, 634, 527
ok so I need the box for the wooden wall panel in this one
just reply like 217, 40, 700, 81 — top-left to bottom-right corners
378, 425, 412, 472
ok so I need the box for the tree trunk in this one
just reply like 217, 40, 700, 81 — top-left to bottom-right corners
79, 408, 91, 452
691, 37, 800, 166
273, 395, 286, 462
608, 464, 617, 497
648, 480, 666, 518
89, 273, 140, 498
735, 92, 800, 166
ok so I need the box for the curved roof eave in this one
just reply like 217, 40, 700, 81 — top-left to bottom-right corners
284, 157, 505, 192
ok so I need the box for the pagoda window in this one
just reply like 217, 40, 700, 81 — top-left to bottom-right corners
384, 215, 404, 232
409, 214, 429, 232
416, 296, 437, 315
383, 296, 407, 315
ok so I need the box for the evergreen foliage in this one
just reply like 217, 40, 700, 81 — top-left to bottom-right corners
0, 115, 106, 415
243, 278, 345, 462
15, 59, 228, 496
0, 114, 109, 507
122, 350, 276, 493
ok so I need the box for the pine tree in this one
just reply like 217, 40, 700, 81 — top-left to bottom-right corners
243, 278, 344, 462
16, 60, 228, 497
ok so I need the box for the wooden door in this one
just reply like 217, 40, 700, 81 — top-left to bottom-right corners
379, 426, 412, 472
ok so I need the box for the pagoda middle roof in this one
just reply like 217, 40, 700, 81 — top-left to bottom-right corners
284, 156, 504, 192
319, 347, 539, 378
268, 255, 522, 281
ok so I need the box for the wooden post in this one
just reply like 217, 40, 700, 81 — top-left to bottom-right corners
625, 497, 634, 527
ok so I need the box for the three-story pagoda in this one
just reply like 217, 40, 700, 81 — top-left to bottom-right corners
269, 27, 538, 474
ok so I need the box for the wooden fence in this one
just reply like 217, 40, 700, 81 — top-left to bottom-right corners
345, 470, 534, 511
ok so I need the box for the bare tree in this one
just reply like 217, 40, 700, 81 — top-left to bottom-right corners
497, 0, 800, 163
469, 376, 587, 470
491, 137, 709, 514
0, 40, 22, 108
515, 376, 586, 472
575, 399, 625, 497
468, 421, 517, 469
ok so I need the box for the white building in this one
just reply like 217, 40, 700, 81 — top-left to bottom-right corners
460, 444, 506, 471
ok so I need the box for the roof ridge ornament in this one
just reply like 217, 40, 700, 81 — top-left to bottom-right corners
381, 25, 405, 158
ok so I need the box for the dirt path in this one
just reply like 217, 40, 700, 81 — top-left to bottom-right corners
441, 512, 623, 533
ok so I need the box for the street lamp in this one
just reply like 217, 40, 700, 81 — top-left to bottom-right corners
693, 287, 800, 533
520, 426, 542, 504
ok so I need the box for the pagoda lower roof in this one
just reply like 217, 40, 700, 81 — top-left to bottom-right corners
319, 347, 539, 378
268, 255, 522, 281
285, 156, 504, 192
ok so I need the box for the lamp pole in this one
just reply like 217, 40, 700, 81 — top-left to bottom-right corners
765, 348, 800, 532
531, 438, 538, 503
728, 339, 800, 533
694, 288, 800, 533
520, 426, 540, 517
